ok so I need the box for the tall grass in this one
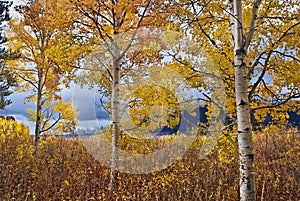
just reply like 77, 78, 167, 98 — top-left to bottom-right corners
0, 119, 299, 200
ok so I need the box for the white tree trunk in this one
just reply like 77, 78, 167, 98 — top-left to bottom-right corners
231, 0, 256, 200
109, 44, 121, 193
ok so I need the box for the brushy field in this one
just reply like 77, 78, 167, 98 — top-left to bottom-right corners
0, 119, 299, 200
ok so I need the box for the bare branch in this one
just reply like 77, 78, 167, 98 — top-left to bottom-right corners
164, 51, 222, 80
252, 94, 300, 111
272, 50, 300, 62
248, 51, 272, 100
244, 0, 262, 50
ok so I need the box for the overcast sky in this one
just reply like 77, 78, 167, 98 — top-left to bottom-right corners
1, 84, 111, 134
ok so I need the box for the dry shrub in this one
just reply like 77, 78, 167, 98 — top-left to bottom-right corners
254, 125, 300, 201
0, 121, 299, 200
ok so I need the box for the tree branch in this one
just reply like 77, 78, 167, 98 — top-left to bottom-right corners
277, 21, 300, 43
40, 113, 62, 133
18, 74, 38, 89
190, 1, 217, 47
120, 0, 152, 58
248, 50, 272, 100
272, 50, 300, 62
244, 0, 262, 50
252, 94, 300, 111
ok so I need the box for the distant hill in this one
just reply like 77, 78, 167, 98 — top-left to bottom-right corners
288, 111, 300, 127
260, 111, 300, 128
42, 106, 300, 138
152, 106, 300, 137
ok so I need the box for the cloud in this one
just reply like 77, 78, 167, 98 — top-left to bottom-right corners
0, 84, 111, 134
77, 119, 111, 131
71, 84, 110, 121
1, 92, 34, 117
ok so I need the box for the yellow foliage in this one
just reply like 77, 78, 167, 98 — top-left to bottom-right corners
0, 118, 30, 140
0, 119, 34, 164
172, 0, 300, 125
6, 0, 88, 135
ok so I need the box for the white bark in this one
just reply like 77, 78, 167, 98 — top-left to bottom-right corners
108, 1, 152, 192
109, 43, 121, 193
244, 0, 262, 50
231, 0, 256, 200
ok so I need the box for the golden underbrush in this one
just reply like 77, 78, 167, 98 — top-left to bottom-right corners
0, 119, 299, 200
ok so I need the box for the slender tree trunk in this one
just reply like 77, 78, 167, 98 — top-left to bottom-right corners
34, 74, 43, 156
106, 0, 151, 192
231, 0, 256, 200
109, 43, 121, 193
